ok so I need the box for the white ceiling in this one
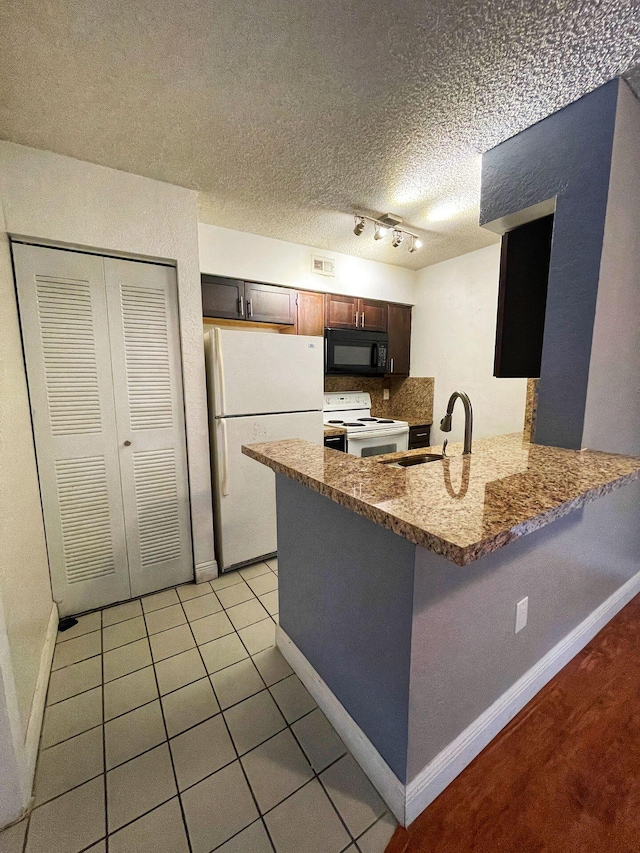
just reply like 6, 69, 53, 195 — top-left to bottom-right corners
0, 0, 638, 270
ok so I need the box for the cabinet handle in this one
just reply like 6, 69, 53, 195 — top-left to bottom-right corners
238, 295, 244, 315
390, 357, 394, 373
354, 311, 358, 328
361, 312, 365, 327
123, 440, 131, 447
415, 432, 428, 438
247, 300, 253, 318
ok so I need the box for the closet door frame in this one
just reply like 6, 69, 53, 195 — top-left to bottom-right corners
13, 241, 195, 614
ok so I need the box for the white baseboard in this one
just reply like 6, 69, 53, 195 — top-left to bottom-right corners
276, 626, 406, 824
404, 568, 640, 824
23, 602, 58, 792
195, 559, 218, 584
278, 570, 640, 828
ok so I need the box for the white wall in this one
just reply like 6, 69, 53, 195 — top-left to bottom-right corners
0, 194, 52, 826
0, 141, 216, 824
583, 81, 640, 456
411, 244, 527, 443
198, 223, 418, 305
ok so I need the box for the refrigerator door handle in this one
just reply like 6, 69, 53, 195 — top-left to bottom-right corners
220, 418, 229, 496
215, 327, 227, 416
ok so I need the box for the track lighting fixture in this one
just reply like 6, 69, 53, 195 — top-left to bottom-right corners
351, 211, 422, 253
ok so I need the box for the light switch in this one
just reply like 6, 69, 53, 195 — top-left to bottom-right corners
383, 388, 390, 401
515, 597, 528, 633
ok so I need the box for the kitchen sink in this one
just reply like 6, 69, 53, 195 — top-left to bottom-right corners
380, 453, 444, 468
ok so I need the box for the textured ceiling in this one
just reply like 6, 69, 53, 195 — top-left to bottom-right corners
0, 1, 639, 270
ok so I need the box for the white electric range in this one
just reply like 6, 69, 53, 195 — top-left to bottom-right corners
323, 391, 409, 457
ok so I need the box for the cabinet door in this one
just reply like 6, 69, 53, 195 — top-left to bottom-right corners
358, 298, 388, 332
296, 290, 325, 336
494, 215, 553, 378
245, 281, 295, 324
387, 303, 411, 375
325, 293, 359, 329
409, 424, 431, 449
202, 275, 245, 320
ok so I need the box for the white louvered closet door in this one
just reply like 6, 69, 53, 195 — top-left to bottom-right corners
104, 258, 192, 597
13, 244, 131, 615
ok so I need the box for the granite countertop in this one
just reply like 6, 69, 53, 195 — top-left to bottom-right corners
323, 424, 347, 437
242, 433, 640, 566
402, 417, 433, 428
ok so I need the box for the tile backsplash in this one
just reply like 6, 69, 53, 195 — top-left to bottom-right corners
324, 376, 434, 424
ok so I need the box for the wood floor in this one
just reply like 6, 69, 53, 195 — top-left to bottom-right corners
386, 592, 640, 853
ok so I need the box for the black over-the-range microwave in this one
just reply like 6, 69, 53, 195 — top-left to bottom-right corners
324, 328, 389, 376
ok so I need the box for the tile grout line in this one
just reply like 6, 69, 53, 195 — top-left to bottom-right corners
140, 603, 195, 853
203, 572, 364, 848
28, 570, 383, 852
28, 702, 339, 817
176, 590, 279, 853
43, 632, 294, 748
52, 587, 272, 675
57, 567, 266, 644
100, 607, 109, 853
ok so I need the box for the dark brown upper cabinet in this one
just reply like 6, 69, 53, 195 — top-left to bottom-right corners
295, 290, 325, 336
324, 294, 388, 331
324, 293, 360, 329
244, 281, 296, 325
494, 214, 554, 379
358, 298, 388, 332
202, 276, 295, 325
202, 275, 245, 320
387, 303, 411, 375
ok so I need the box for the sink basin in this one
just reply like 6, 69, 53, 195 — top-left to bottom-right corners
381, 453, 444, 468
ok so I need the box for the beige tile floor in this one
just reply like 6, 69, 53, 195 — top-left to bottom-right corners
0, 558, 397, 853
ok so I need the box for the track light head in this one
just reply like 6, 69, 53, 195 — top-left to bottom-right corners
391, 229, 403, 248
374, 223, 389, 240
353, 215, 366, 236
408, 235, 423, 253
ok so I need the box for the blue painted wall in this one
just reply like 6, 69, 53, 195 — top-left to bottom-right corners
275, 475, 416, 782
481, 80, 620, 449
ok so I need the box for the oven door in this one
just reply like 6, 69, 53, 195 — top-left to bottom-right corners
346, 427, 409, 458
325, 329, 388, 376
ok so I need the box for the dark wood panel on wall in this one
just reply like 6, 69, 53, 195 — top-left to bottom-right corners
494, 214, 554, 379
387, 303, 411, 375
296, 290, 325, 336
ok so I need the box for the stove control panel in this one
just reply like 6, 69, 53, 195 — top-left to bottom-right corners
323, 392, 370, 410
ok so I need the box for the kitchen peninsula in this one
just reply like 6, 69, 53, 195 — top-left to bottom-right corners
243, 434, 640, 825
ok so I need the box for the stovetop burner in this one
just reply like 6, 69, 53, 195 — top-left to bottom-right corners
377, 419, 395, 423
327, 420, 344, 424
357, 418, 377, 422
343, 422, 366, 427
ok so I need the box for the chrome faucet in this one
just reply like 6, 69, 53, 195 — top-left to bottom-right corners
440, 391, 473, 455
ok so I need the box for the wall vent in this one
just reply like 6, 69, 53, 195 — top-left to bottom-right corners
311, 255, 335, 277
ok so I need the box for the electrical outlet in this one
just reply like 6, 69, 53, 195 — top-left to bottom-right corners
383, 388, 390, 401
515, 597, 528, 633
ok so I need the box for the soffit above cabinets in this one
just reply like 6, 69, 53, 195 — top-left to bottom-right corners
0, 0, 638, 270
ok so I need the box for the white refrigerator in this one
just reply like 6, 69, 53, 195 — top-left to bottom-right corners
205, 328, 324, 571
